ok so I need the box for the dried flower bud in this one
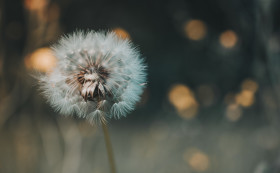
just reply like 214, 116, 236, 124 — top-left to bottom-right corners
39, 31, 147, 123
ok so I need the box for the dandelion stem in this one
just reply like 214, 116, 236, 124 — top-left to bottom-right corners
101, 121, 117, 173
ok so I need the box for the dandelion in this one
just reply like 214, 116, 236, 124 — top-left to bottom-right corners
39, 31, 147, 123
38, 30, 147, 173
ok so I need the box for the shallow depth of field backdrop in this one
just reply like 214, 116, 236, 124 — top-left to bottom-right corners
1, 0, 280, 173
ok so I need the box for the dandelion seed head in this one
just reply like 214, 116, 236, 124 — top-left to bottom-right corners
39, 31, 147, 123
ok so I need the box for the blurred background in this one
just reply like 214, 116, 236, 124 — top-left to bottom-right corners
1, 0, 280, 172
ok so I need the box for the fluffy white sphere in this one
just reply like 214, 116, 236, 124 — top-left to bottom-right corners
39, 31, 147, 123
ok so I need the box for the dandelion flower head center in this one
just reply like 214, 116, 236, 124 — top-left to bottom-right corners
76, 59, 110, 102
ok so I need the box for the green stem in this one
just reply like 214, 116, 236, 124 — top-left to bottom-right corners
101, 121, 117, 173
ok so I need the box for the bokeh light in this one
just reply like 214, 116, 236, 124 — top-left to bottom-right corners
24, 0, 47, 11
113, 27, 130, 39
235, 90, 255, 107
224, 79, 258, 121
183, 148, 210, 172
219, 30, 238, 48
183, 20, 207, 41
226, 103, 242, 122
224, 79, 258, 116
235, 79, 258, 107
241, 79, 258, 93
168, 84, 199, 119
24, 48, 56, 72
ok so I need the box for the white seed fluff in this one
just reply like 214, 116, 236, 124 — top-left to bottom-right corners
39, 31, 147, 123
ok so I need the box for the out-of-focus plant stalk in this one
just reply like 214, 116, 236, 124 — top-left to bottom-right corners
102, 122, 117, 173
